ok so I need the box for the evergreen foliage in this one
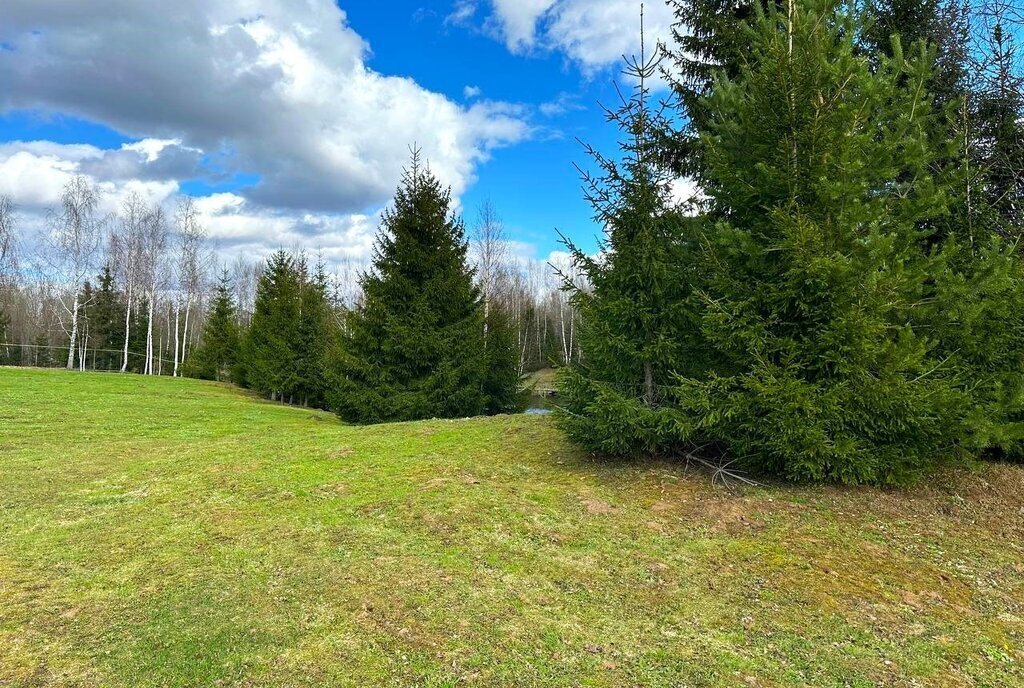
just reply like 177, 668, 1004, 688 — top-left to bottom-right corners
32, 333, 54, 367
90, 266, 125, 370
862, 0, 969, 109
334, 150, 488, 423
558, 0, 1024, 484
557, 35, 703, 454
673, 0, 975, 484
186, 270, 241, 383
294, 257, 336, 408
243, 250, 302, 402
665, 0, 783, 178
481, 305, 528, 414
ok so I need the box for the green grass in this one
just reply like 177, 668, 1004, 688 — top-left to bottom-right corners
1, 367, 1022, 687
525, 367, 558, 391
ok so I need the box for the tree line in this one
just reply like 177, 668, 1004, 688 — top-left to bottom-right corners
0, 165, 583, 413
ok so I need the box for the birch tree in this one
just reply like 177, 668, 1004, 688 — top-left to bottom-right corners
0, 196, 18, 361
111, 194, 146, 372
232, 255, 259, 328
173, 197, 206, 376
140, 205, 169, 375
46, 176, 103, 370
471, 201, 509, 342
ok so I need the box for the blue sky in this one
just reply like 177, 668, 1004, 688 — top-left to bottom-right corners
0, 0, 678, 266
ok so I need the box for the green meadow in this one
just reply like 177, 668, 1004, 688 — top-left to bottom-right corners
1, 368, 1021, 687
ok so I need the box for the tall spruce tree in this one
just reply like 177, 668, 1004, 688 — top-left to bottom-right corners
187, 270, 241, 382
665, 0, 985, 484
294, 256, 336, 408
557, 32, 702, 454
334, 150, 487, 424
244, 250, 302, 401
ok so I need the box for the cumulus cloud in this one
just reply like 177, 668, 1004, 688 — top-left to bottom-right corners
0, 0, 531, 211
0, 140, 379, 267
0, 0, 538, 264
481, 0, 675, 75
192, 192, 378, 265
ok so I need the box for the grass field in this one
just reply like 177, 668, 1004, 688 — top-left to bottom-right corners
1, 367, 1022, 687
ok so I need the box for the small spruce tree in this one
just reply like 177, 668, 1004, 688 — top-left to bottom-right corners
557, 29, 702, 454
187, 270, 241, 382
91, 266, 125, 371
482, 305, 528, 414
334, 149, 487, 424
244, 250, 302, 401
294, 256, 336, 408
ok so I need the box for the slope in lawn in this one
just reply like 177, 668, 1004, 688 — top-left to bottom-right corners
0, 368, 1022, 687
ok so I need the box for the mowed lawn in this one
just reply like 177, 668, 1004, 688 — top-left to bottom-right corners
1, 368, 1022, 687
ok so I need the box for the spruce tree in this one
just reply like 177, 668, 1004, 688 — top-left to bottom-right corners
294, 256, 336, 408
244, 250, 302, 401
557, 34, 702, 454
187, 270, 241, 382
482, 305, 527, 414
91, 266, 125, 371
973, 9, 1024, 238
32, 333, 54, 367
667, 0, 974, 483
335, 150, 487, 424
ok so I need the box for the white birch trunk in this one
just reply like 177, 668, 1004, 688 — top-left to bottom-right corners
121, 284, 132, 372
145, 294, 155, 375
173, 302, 180, 377
66, 293, 79, 370
181, 298, 191, 366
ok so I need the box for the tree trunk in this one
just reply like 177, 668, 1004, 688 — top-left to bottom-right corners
66, 293, 79, 370
145, 294, 155, 375
181, 298, 191, 366
644, 362, 654, 407
121, 284, 132, 372
79, 321, 88, 372
173, 302, 180, 377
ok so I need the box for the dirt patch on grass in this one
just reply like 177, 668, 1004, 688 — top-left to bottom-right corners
580, 497, 622, 515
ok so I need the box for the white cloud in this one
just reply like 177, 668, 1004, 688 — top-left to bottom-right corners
193, 192, 376, 263
446, 1, 478, 26
669, 177, 705, 214
483, 0, 675, 75
0, 0, 532, 214
489, 0, 558, 50
539, 92, 585, 117
0, 141, 375, 267
0, 150, 79, 208
464, 85, 483, 99
122, 139, 187, 163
